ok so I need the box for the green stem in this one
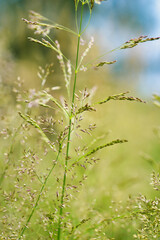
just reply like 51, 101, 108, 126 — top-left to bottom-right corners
46, 35, 75, 70
84, 46, 121, 69
0, 122, 22, 185
18, 150, 61, 239
57, 4, 84, 240
81, 8, 92, 35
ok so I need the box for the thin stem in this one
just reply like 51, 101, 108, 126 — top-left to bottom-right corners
81, 8, 92, 35
46, 35, 75, 70
75, 4, 79, 33
0, 123, 22, 185
37, 21, 78, 36
84, 45, 121, 69
18, 150, 61, 239
57, 4, 84, 240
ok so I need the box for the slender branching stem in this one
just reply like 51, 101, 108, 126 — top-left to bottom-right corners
0, 122, 22, 185
81, 8, 92, 35
84, 46, 121, 68
46, 35, 75, 70
57, 4, 84, 240
18, 150, 61, 239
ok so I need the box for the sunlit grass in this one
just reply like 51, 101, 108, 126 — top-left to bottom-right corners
0, 1, 160, 239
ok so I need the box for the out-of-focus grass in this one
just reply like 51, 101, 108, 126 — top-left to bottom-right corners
0, 73, 159, 239
0, 2, 160, 238
1, 43, 160, 238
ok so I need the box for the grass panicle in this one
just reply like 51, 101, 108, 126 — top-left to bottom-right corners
1, 1, 160, 240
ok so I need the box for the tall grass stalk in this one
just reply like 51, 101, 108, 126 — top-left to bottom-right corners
4, 0, 159, 239
57, 4, 84, 239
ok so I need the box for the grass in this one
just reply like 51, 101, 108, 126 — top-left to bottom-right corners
0, 1, 160, 239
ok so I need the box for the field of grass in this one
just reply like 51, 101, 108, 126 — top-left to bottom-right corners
0, 1, 160, 239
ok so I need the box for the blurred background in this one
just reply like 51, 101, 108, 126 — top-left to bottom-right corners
0, 0, 160, 95
0, 0, 160, 238
0, 0, 160, 200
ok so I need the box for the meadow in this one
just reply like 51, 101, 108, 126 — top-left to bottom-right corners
0, 1, 160, 239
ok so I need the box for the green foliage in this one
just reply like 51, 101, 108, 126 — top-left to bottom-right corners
0, 1, 160, 240
107, 172, 160, 240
